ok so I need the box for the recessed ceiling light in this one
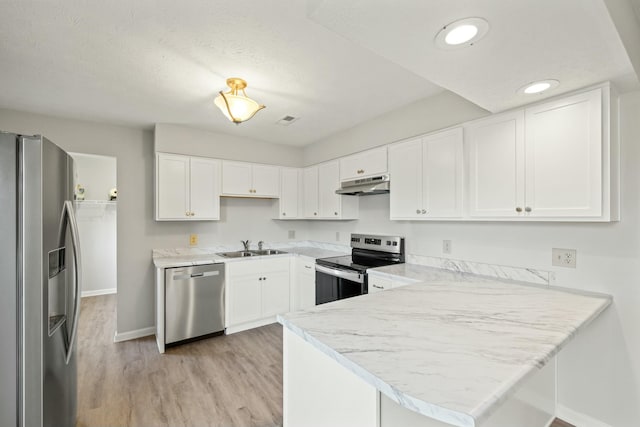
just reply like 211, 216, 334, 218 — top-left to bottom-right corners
435, 17, 489, 50
518, 79, 560, 95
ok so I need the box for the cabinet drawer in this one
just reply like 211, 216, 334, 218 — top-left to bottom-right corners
368, 276, 393, 293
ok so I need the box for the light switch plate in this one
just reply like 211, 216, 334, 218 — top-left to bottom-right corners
288, 230, 295, 239
552, 248, 577, 268
443, 240, 452, 254
336, 231, 340, 241
189, 234, 198, 246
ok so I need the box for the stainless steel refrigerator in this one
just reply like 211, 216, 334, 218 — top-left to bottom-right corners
0, 132, 82, 427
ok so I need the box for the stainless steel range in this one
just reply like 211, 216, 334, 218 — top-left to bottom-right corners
315, 233, 405, 305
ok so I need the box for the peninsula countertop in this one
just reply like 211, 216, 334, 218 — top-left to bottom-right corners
278, 278, 612, 427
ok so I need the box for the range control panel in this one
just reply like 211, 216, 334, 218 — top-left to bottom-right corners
350, 234, 404, 254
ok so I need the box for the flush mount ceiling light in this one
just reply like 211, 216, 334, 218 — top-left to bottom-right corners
214, 78, 265, 124
435, 17, 489, 49
518, 79, 560, 95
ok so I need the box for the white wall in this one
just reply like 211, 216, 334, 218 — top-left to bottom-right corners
302, 91, 640, 426
0, 109, 309, 338
155, 123, 303, 167
71, 153, 117, 201
303, 90, 489, 165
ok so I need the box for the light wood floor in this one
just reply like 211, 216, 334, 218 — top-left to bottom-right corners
77, 295, 573, 427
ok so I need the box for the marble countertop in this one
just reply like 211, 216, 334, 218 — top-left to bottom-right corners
279, 278, 612, 427
369, 263, 524, 285
152, 242, 348, 268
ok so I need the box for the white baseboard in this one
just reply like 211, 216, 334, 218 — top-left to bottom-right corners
82, 288, 117, 298
225, 317, 277, 335
556, 404, 612, 427
113, 326, 156, 343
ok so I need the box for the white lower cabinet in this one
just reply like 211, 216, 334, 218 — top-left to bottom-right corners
293, 256, 316, 310
226, 257, 290, 332
368, 276, 393, 293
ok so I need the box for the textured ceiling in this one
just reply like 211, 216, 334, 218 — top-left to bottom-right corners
309, 0, 638, 112
0, 0, 443, 146
0, 1, 637, 146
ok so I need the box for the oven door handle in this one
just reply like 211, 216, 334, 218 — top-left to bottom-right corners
315, 264, 364, 284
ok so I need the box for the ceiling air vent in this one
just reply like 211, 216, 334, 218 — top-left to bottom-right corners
276, 115, 300, 126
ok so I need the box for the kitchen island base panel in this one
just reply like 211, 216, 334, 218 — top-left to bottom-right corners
284, 328, 556, 427
283, 329, 379, 427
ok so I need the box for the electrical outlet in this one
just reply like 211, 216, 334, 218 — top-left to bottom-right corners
288, 230, 295, 239
443, 240, 452, 254
189, 234, 198, 246
336, 231, 340, 241
552, 248, 577, 268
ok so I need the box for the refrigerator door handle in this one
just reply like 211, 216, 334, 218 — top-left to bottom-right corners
61, 200, 82, 365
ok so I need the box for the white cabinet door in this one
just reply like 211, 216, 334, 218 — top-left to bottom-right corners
423, 128, 464, 218
295, 257, 316, 310
389, 139, 423, 219
303, 166, 319, 218
189, 157, 220, 220
369, 276, 393, 293
278, 168, 301, 219
318, 161, 341, 218
467, 110, 525, 217
261, 270, 291, 317
227, 273, 262, 326
221, 161, 252, 196
157, 153, 190, 220
253, 164, 280, 197
525, 88, 602, 217
339, 146, 388, 181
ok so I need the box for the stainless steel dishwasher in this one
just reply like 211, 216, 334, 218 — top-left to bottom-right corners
165, 263, 225, 345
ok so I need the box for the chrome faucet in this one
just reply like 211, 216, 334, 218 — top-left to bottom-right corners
258, 241, 264, 250
241, 240, 250, 251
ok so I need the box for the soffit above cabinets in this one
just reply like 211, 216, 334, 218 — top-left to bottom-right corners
0, 0, 442, 146
308, 0, 639, 112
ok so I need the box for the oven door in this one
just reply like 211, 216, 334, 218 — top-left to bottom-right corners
315, 264, 366, 305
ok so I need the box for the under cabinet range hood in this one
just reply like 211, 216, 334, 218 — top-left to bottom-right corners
336, 174, 390, 196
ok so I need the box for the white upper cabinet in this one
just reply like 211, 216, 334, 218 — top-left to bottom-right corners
319, 161, 341, 218
303, 166, 319, 218
389, 138, 423, 219
156, 153, 221, 221
189, 157, 221, 220
467, 110, 525, 218
339, 146, 388, 181
389, 128, 464, 220
422, 128, 464, 217
466, 86, 611, 221
303, 161, 358, 220
221, 160, 280, 198
276, 167, 302, 219
524, 89, 602, 217
252, 164, 280, 197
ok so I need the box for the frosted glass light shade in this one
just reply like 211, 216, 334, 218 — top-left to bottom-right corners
214, 93, 264, 123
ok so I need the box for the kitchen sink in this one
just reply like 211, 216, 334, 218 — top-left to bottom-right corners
249, 249, 288, 256
217, 251, 255, 258
217, 249, 287, 258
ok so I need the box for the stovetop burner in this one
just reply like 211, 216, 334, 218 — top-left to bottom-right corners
316, 233, 405, 273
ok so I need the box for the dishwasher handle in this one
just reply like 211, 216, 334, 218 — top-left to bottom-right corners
171, 270, 221, 281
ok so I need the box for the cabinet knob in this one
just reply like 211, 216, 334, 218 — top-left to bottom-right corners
372, 284, 384, 289
525, 207, 532, 213
422, 209, 426, 214
516, 207, 523, 213
357, 169, 364, 174
262, 277, 267, 281
416, 209, 421, 214
191, 212, 195, 216
282, 212, 286, 216
258, 277, 263, 281
314, 212, 317, 216
334, 212, 338, 216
